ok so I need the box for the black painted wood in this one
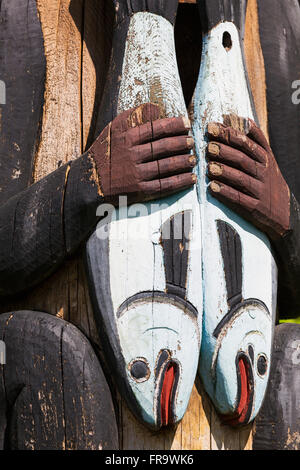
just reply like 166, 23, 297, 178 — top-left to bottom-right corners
175, 4, 203, 108
64, 153, 104, 255
272, 195, 300, 319
253, 323, 300, 450
197, 0, 248, 36
0, 156, 103, 298
258, 0, 300, 203
0, 311, 118, 450
0, 0, 46, 204
257, 0, 300, 318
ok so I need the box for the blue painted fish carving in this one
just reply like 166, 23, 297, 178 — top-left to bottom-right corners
192, 0, 277, 425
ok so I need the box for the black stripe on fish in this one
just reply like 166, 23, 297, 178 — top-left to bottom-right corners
213, 298, 270, 339
197, 0, 248, 36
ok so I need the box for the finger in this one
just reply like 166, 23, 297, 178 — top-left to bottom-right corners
141, 173, 196, 200
222, 114, 270, 152
207, 162, 262, 198
152, 116, 191, 140
128, 115, 191, 145
208, 180, 258, 216
139, 154, 197, 181
247, 118, 271, 152
207, 122, 267, 164
207, 142, 263, 180
135, 135, 194, 163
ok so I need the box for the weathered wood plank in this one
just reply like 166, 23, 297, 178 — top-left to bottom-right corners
253, 324, 300, 450
0, 0, 45, 203
175, 3, 203, 107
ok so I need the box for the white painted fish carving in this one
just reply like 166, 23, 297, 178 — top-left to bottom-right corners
192, 1, 277, 425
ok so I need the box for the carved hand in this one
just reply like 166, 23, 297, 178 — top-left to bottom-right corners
89, 103, 196, 206
206, 118, 290, 241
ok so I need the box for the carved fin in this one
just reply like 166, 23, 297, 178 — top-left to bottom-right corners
161, 211, 192, 299
197, 0, 248, 37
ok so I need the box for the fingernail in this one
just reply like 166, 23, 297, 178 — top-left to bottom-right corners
208, 162, 223, 176
182, 116, 191, 129
189, 155, 197, 165
209, 181, 221, 192
187, 136, 194, 148
208, 142, 220, 156
192, 174, 197, 183
207, 123, 220, 137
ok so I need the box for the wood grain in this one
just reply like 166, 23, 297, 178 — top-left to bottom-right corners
0, 0, 45, 203
34, 0, 83, 181
253, 324, 300, 450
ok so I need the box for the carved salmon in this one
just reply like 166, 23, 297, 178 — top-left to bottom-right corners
191, 0, 277, 425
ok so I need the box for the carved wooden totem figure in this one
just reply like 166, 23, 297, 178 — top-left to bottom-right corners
192, 0, 276, 426
0, 0, 299, 451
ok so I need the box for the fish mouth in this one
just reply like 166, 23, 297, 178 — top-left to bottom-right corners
220, 353, 254, 427
155, 351, 180, 428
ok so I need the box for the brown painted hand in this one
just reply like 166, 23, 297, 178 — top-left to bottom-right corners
89, 103, 196, 206
206, 117, 290, 241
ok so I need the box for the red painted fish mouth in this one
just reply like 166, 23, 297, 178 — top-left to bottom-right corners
220, 353, 254, 427
156, 359, 179, 428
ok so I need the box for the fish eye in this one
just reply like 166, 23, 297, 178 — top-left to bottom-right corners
129, 358, 150, 382
257, 354, 268, 377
